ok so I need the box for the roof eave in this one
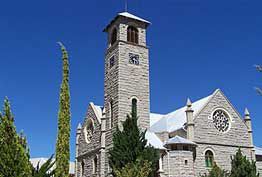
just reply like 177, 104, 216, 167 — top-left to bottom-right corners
103, 14, 151, 32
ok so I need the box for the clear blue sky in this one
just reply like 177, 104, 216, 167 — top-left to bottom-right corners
0, 0, 261, 160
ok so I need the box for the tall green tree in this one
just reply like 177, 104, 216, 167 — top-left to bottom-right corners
109, 109, 159, 177
0, 98, 32, 177
55, 42, 71, 177
230, 148, 259, 177
255, 65, 262, 95
200, 163, 229, 177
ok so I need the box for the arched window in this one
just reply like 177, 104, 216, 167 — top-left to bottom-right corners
131, 98, 137, 116
81, 160, 85, 176
93, 156, 98, 174
110, 101, 114, 128
205, 150, 214, 168
127, 26, 139, 44
111, 28, 117, 45
84, 119, 94, 144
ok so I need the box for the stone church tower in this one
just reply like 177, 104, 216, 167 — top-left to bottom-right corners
102, 12, 151, 175
103, 12, 151, 131
75, 12, 152, 177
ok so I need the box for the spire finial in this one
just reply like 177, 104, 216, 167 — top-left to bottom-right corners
77, 123, 82, 130
186, 98, 192, 107
245, 108, 250, 116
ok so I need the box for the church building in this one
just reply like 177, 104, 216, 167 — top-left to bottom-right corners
75, 12, 262, 177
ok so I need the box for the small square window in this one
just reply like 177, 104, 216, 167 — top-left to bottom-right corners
185, 160, 188, 165
183, 145, 189, 151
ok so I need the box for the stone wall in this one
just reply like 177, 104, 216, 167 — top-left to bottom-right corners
165, 150, 195, 177
194, 144, 252, 176
76, 104, 102, 177
256, 160, 262, 175
193, 90, 253, 175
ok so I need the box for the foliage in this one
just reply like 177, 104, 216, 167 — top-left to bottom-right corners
230, 148, 259, 177
255, 65, 262, 95
114, 159, 152, 177
32, 155, 55, 177
0, 98, 32, 177
109, 109, 159, 177
55, 42, 71, 177
200, 163, 229, 177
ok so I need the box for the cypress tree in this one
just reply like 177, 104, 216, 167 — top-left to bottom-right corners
109, 108, 159, 177
0, 98, 32, 177
55, 42, 71, 177
230, 148, 259, 177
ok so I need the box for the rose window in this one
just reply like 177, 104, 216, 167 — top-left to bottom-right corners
212, 109, 230, 133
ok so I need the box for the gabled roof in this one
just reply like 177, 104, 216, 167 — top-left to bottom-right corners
103, 12, 150, 32
90, 103, 103, 124
150, 113, 164, 126
118, 12, 151, 24
255, 146, 262, 156
145, 131, 165, 150
165, 136, 196, 146
150, 92, 214, 133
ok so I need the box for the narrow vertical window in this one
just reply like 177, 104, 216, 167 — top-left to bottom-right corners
127, 26, 139, 44
93, 156, 98, 174
81, 160, 85, 176
111, 28, 117, 45
132, 98, 137, 116
205, 150, 214, 168
110, 101, 114, 128
109, 56, 115, 68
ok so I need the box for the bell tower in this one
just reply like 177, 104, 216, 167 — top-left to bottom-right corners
103, 11, 151, 138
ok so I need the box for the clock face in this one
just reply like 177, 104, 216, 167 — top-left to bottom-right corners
212, 109, 230, 133
129, 53, 139, 65
84, 119, 94, 144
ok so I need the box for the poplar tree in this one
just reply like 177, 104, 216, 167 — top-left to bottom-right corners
109, 109, 159, 177
0, 98, 32, 177
55, 43, 71, 177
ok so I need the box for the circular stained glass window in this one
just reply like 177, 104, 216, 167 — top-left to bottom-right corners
212, 109, 230, 133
